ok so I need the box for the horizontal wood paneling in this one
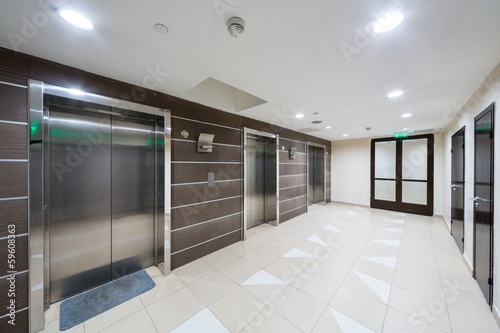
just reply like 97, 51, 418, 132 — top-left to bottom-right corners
0, 49, 29, 85
0, 123, 27, 159
172, 141, 241, 162
279, 175, 307, 189
0, 162, 26, 199
0, 236, 28, 274
0, 199, 27, 238
172, 197, 242, 230
172, 181, 241, 207
0, 84, 27, 123
279, 164, 306, 176
172, 214, 241, 252
279, 151, 307, 164
279, 138, 306, 153
0, 307, 28, 333
280, 185, 307, 201
280, 206, 307, 224
172, 163, 241, 184
172, 117, 241, 146
279, 196, 306, 214
172, 231, 241, 269
0, 272, 28, 317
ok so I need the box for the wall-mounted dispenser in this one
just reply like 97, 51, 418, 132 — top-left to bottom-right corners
198, 133, 215, 153
289, 146, 297, 159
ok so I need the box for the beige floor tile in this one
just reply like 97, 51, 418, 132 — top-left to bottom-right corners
382, 307, 447, 333
99, 309, 157, 333
187, 270, 237, 305
351, 257, 395, 283
146, 287, 205, 333
208, 286, 265, 332
219, 257, 261, 284
445, 288, 496, 322
44, 301, 61, 324
84, 297, 144, 333
448, 307, 500, 333
308, 258, 350, 283
292, 270, 340, 304
396, 258, 441, 283
438, 268, 484, 297
264, 258, 305, 284
241, 248, 279, 268
242, 284, 288, 303
202, 248, 239, 269
259, 241, 295, 257
140, 273, 185, 307
42, 320, 85, 333
311, 308, 345, 333
330, 285, 387, 333
392, 270, 444, 300
241, 307, 303, 333
173, 258, 216, 285
271, 286, 327, 332
225, 240, 261, 257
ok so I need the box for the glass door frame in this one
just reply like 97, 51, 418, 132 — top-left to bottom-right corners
370, 134, 434, 216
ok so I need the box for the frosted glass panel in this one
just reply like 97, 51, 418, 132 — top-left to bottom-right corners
375, 180, 396, 201
402, 181, 427, 205
402, 139, 427, 180
375, 141, 396, 179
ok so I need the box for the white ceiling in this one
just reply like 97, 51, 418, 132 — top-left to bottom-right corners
1, 0, 499, 141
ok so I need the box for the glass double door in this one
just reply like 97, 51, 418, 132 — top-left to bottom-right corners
371, 134, 434, 216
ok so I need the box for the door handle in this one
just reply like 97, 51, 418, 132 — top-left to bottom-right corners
450, 185, 463, 188
469, 197, 491, 202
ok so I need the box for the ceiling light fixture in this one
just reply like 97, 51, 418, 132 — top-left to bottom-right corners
295, 114, 305, 119
401, 113, 412, 118
154, 23, 168, 34
373, 12, 404, 33
402, 127, 409, 131
342, 134, 349, 137
325, 126, 332, 129
388, 90, 403, 98
58, 9, 94, 30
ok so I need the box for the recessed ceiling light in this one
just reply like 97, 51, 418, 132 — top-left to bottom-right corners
401, 113, 412, 118
402, 127, 410, 131
58, 9, 94, 30
154, 23, 168, 34
325, 126, 332, 129
388, 90, 403, 98
373, 12, 404, 33
295, 113, 305, 119
342, 134, 349, 137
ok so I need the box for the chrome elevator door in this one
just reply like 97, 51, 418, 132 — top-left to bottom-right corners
47, 103, 157, 304
308, 146, 325, 205
246, 135, 276, 229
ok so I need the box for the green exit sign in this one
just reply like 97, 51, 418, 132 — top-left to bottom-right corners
394, 131, 409, 138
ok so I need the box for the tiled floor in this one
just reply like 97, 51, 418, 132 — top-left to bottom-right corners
41, 203, 500, 333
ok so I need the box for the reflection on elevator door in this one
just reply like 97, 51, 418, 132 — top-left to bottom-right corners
46, 98, 160, 304
245, 134, 277, 229
308, 145, 325, 205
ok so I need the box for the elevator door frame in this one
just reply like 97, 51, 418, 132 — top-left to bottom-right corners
243, 128, 279, 240
307, 142, 327, 209
28, 80, 171, 333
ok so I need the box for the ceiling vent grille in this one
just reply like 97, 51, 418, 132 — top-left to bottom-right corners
227, 17, 245, 37
297, 127, 321, 133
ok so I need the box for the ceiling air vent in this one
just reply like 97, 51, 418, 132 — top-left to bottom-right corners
297, 127, 321, 133
227, 17, 245, 37
414, 128, 434, 133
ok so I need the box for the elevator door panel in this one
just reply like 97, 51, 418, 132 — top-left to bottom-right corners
247, 137, 266, 229
48, 108, 112, 302
308, 146, 325, 205
111, 117, 156, 278
264, 141, 277, 223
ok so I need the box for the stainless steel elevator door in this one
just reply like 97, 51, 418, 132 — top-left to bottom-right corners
308, 146, 325, 205
48, 108, 112, 302
111, 117, 156, 278
246, 135, 277, 229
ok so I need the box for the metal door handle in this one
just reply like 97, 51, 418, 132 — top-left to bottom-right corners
469, 197, 491, 202
450, 185, 464, 188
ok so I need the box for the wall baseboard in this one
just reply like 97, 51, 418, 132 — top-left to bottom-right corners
330, 200, 370, 208
493, 306, 500, 329
463, 254, 474, 275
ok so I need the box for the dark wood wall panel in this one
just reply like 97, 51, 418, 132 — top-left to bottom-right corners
172, 231, 241, 269
0, 272, 28, 317
280, 206, 307, 224
279, 175, 307, 189
172, 117, 241, 146
0, 162, 27, 199
279, 138, 306, 153
172, 181, 242, 207
0, 49, 29, 85
0, 85, 27, 122
279, 151, 307, 164
0, 308, 28, 333
172, 141, 241, 162
279, 164, 307, 176
172, 163, 241, 184
172, 214, 241, 252
0, 199, 27, 238
280, 185, 307, 201
279, 196, 306, 214
0, 236, 28, 274
172, 197, 242, 229
0, 123, 27, 159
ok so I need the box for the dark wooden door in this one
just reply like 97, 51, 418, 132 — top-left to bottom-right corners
451, 127, 465, 253
473, 103, 495, 306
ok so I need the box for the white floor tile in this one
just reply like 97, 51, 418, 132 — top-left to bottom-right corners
361, 256, 397, 269
241, 270, 288, 286
170, 308, 229, 333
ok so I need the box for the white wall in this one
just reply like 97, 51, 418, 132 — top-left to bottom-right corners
330, 135, 444, 215
442, 62, 500, 317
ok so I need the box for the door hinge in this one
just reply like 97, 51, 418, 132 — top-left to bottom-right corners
462, 237, 464, 243
462, 143, 464, 149
490, 132, 493, 139
451, 149, 453, 153
451, 220, 453, 224
488, 278, 493, 285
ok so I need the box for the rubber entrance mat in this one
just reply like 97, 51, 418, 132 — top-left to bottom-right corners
59, 270, 155, 330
